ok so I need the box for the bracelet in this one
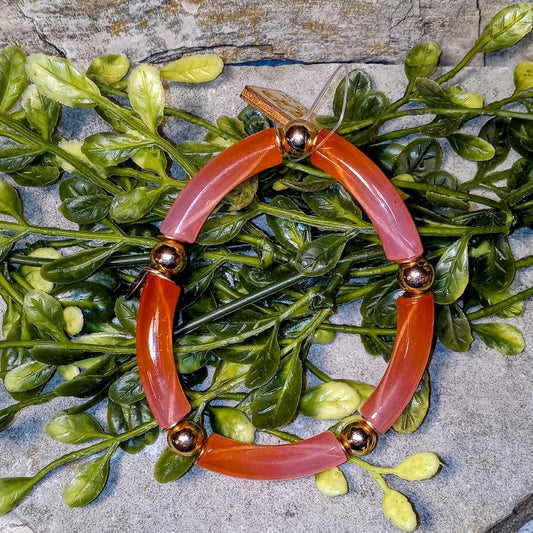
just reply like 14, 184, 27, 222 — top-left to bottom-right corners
134, 86, 435, 481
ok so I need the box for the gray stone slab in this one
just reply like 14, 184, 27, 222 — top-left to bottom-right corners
1, 1, 531, 66
0, 63, 532, 533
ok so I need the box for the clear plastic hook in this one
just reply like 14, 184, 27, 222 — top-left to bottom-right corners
293, 65, 350, 162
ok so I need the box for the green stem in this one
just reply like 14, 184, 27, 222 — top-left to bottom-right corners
434, 46, 480, 85
319, 324, 396, 336
393, 179, 502, 209
0, 220, 156, 247
264, 429, 302, 443
304, 361, 332, 382
467, 286, 533, 320
0, 340, 136, 354
0, 270, 24, 307
32, 420, 157, 484
99, 84, 240, 142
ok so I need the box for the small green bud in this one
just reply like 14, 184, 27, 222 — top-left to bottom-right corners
209, 406, 255, 443
394, 452, 442, 481
311, 328, 336, 345
57, 364, 81, 381
21, 247, 62, 293
382, 489, 417, 531
514, 61, 533, 93
300, 381, 361, 420
315, 467, 348, 497
63, 306, 84, 336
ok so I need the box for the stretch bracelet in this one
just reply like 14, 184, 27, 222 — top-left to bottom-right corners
134, 86, 435, 480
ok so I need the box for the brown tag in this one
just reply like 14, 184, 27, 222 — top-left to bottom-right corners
240, 85, 310, 127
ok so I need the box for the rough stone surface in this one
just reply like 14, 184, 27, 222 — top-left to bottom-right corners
0, 1, 532, 66
0, 62, 532, 533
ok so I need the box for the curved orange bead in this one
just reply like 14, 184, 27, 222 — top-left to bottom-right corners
359, 292, 434, 434
161, 129, 282, 242
311, 131, 423, 262
196, 431, 347, 480
136, 273, 191, 429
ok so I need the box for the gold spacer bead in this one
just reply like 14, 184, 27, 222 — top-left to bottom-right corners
280, 120, 317, 155
167, 421, 206, 457
398, 257, 434, 294
339, 419, 378, 457
150, 238, 187, 278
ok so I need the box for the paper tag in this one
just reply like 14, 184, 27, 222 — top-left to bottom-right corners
240, 85, 310, 127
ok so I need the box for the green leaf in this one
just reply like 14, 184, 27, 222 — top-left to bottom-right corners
114, 296, 138, 335
473, 285, 524, 318
265, 196, 310, 252
154, 448, 196, 483
0, 45, 28, 113
30, 344, 90, 365
107, 399, 158, 454
197, 211, 253, 245
10, 164, 60, 187
303, 184, 362, 223
478, 117, 511, 174
160, 55, 224, 83
51, 282, 115, 327
4, 361, 55, 392
251, 349, 302, 429
472, 323, 525, 355
355, 91, 388, 121
26, 54, 101, 107
23, 289, 65, 338
87, 54, 130, 85
415, 78, 450, 105
110, 187, 161, 223
131, 145, 168, 175
45, 411, 108, 443
509, 118, 533, 159
41, 247, 118, 284
244, 326, 281, 389
22, 85, 60, 141
333, 69, 371, 118
82, 132, 150, 166
0, 180, 22, 219
472, 235, 515, 291
447, 133, 495, 161
53, 356, 116, 398
59, 177, 111, 224
295, 233, 350, 277
392, 372, 430, 434
0, 477, 35, 515
404, 41, 441, 81
0, 144, 43, 173
394, 137, 442, 177
127, 65, 164, 132
62, 453, 111, 507
475, 3, 533, 53
109, 370, 144, 405
433, 236, 470, 304
514, 61, 533, 93
436, 303, 473, 352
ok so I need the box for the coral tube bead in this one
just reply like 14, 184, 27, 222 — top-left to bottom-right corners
161, 129, 282, 242
360, 292, 434, 433
197, 431, 347, 480
136, 274, 191, 429
310, 131, 423, 262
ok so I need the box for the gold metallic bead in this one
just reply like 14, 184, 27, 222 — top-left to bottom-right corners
339, 419, 378, 457
150, 239, 187, 277
167, 421, 206, 457
281, 121, 317, 155
398, 257, 434, 294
